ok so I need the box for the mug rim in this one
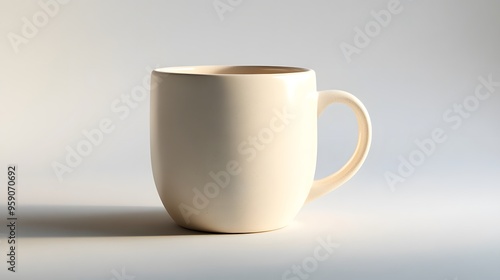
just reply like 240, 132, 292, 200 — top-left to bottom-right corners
153, 65, 313, 76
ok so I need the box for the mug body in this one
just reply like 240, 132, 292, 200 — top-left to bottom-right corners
151, 66, 318, 233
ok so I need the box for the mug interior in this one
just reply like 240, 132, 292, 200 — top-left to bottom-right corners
154, 65, 311, 75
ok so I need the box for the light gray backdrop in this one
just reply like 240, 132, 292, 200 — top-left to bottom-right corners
1, 1, 499, 279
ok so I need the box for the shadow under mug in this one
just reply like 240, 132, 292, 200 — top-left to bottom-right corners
150, 65, 371, 233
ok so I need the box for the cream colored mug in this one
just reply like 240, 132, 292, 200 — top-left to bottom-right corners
150, 65, 371, 233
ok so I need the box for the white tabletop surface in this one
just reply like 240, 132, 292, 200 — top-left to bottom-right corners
1, 173, 498, 280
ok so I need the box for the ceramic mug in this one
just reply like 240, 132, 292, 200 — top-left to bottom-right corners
150, 65, 371, 233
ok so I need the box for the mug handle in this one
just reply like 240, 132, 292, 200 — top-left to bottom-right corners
306, 90, 372, 203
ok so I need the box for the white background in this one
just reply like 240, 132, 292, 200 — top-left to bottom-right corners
1, 0, 499, 279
